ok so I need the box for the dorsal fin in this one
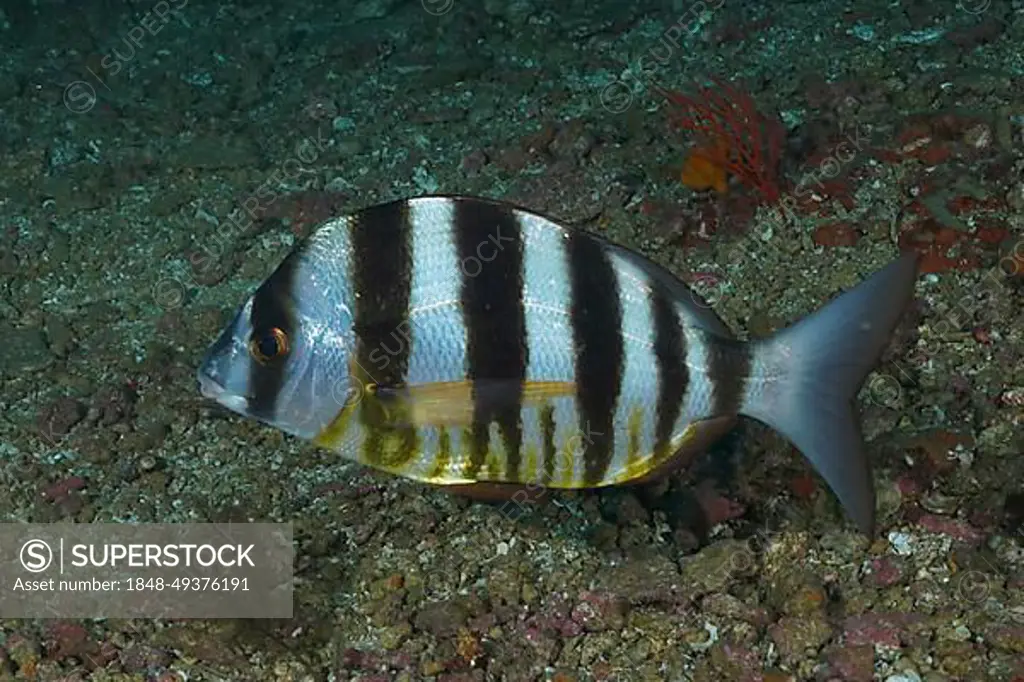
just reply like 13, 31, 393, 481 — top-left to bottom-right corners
599, 239, 734, 338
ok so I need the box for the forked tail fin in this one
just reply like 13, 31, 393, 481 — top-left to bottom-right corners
739, 253, 919, 535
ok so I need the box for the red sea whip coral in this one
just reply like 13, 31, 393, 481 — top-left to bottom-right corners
657, 78, 785, 206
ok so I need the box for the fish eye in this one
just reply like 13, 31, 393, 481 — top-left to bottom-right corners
249, 327, 289, 364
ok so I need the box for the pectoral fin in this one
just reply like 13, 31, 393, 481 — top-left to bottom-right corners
373, 380, 575, 427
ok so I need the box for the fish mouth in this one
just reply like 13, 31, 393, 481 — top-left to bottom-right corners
197, 369, 223, 399
197, 370, 250, 413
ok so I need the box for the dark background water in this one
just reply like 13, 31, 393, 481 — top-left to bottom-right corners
0, 0, 1022, 680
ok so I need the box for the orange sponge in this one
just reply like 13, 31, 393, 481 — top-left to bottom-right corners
680, 142, 728, 193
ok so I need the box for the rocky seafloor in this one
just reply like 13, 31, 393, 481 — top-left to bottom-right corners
1, 0, 1023, 680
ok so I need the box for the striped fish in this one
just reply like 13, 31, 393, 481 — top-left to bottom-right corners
197, 196, 919, 536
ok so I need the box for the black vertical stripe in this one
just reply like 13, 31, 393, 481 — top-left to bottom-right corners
349, 200, 417, 467
567, 231, 623, 486
247, 250, 304, 421
540, 403, 556, 484
650, 285, 688, 459
707, 336, 752, 416
454, 199, 527, 481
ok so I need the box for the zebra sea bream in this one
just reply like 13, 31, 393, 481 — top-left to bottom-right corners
197, 195, 919, 536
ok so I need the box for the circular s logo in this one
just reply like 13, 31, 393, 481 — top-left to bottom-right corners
63, 81, 97, 114
20, 539, 53, 573
956, 570, 990, 603
600, 80, 633, 114
422, 0, 454, 16
957, 0, 990, 14
152, 277, 187, 309
866, 373, 902, 409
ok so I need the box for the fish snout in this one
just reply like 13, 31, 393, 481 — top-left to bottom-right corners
197, 368, 250, 414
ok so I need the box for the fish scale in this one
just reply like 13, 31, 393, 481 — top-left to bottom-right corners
198, 195, 920, 536
605, 249, 659, 484
518, 212, 580, 483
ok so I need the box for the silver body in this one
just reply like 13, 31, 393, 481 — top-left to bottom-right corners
199, 194, 920, 535
199, 197, 736, 488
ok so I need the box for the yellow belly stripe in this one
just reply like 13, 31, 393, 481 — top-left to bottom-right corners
358, 389, 420, 474
555, 434, 582, 488
483, 423, 507, 479
627, 406, 644, 467
373, 425, 419, 472
425, 427, 452, 482
312, 392, 360, 450
318, 392, 700, 491
609, 421, 698, 484
521, 443, 540, 483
